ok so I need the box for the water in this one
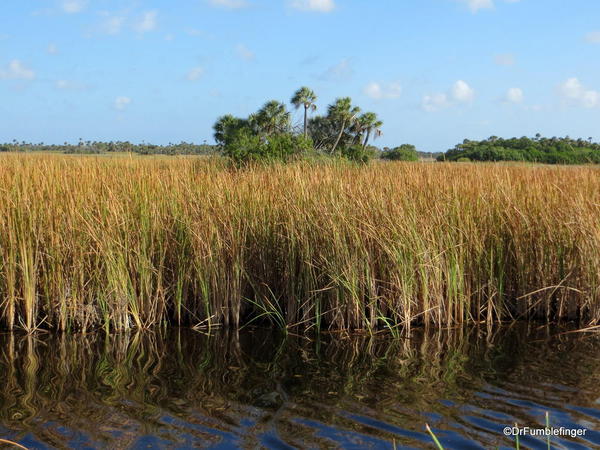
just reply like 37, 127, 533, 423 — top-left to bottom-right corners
0, 325, 598, 449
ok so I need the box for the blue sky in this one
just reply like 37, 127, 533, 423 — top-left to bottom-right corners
1, 0, 599, 152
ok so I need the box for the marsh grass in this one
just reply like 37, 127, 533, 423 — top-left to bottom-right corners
0, 154, 598, 332
426, 424, 444, 449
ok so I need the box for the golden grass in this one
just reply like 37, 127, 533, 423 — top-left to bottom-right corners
0, 154, 598, 332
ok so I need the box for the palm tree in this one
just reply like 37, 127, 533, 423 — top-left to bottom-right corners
327, 97, 360, 154
253, 100, 291, 136
291, 87, 317, 138
357, 112, 383, 149
213, 114, 246, 146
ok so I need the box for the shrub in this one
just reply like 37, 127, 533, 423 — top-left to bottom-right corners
265, 133, 313, 162
341, 145, 375, 164
222, 130, 313, 165
381, 144, 419, 161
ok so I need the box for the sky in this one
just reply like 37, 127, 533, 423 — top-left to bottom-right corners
1, 0, 600, 152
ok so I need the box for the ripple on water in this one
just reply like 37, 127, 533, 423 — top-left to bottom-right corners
0, 325, 598, 448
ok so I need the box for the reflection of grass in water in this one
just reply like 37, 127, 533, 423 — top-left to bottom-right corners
426, 417, 545, 450
0, 437, 28, 449
0, 154, 598, 333
0, 326, 598, 448
505, 411, 550, 450
0, 328, 478, 445
545, 411, 550, 450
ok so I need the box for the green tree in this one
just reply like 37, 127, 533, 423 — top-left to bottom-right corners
437, 135, 600, 164
307, 115, 344, 151
327, 97, 360, 155
222, 128, 312, 166
355, 112, 383, 149
341, 144, 378, 164
213, 114, 247, 146
381, 144, 419, 161
251, 100, 291, 136
291, 87, 318, 138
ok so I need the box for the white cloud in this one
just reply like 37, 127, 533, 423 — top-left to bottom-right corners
91, 10, 159, 37
133, 10, 158, 33
114, 96, 131, 111
462, 0, 493, 12
560, 78, 583, 100
581, 91, 600, 108
422, 93, 450, 112
61, 0, 86, 13
363, 83, 381, 99
56, 80, 71, 89
505, 87, 523, 103
459, 0, 520, 13
185, 29, 215, 39
186, 67, 205, 81
494, 53, 515, 66
559, 78, 600, 108
363, 81, 402, 100
319, 58, 353, 81
451, 80, 475, 102
422, 80, 474, 112
96, 14, 126, 35
56, 79, 88, 90
290, 0, 335, 12
208, 0, 248, 9
0, 60, 35, 81
236, 44, 255, 61
585, 31, 600, 44
47, 43, 59, 55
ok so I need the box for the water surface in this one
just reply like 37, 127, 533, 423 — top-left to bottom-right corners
0, 325, 599, 449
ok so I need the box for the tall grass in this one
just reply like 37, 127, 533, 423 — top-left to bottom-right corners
0, 154, 598, 332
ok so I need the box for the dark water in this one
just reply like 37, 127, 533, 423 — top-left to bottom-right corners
0, 325, 599, 449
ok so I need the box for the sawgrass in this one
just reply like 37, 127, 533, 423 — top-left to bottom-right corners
0, 154, 598, 332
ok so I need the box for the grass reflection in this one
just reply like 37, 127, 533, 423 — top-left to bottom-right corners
0, 325, 598, 448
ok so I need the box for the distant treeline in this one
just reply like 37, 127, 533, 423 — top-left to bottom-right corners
0, 139, 427, 161
0, 140, 218, 155
439, 135, 600, 164
4, 135, 600, 165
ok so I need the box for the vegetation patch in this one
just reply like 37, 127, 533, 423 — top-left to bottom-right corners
213, 87, 384, 165
439, 135, 600, 164
0, 154, 598, 333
